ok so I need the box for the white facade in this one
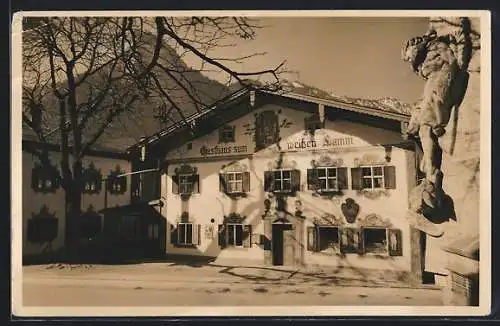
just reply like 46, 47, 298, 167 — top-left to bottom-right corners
158, 99, 418, 276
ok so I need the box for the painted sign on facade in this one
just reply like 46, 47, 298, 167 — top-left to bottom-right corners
200, 144, 248, 157
286, 136, 354, 151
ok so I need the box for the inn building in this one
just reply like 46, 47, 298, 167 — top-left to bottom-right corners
134, 87, 425, 281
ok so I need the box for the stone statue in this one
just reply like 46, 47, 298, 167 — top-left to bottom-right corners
401, 18, 471, 237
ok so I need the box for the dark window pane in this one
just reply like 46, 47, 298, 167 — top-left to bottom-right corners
364, 228, 388, 254
227, 225, 235, 245
327, 168, 337, 177
283, 180, 291, 191
186, 224, 193, 244
228, 173, 235, 181
373, 167, 383, 176
373, 177, 384, 188
235, 225, 243, 246
362, 167, 372, 176
318, 227, 339, 252
282, 170, 291, 179
319, 179, 327, 190
274, 171, 281, 179
178, 224, 186, 243
362, 178, 373, 189
274, 180, 282, 190
327, 179, 338, 190
317, 168, 326, 177
235, 173, 243, 180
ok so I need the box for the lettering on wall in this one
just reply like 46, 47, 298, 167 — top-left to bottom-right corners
200, 144, 248, 157
287, 137, 354, 151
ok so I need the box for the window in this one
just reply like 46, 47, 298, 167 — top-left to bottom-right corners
220, 172, 251, 194
172, 173, 200, 195
219, 125, 235, 143
318, 167, 338, 191
218, 223, 252, 248
226, 224, 244, 247
274, 170, 291, 192
307, 167, 347, 192
179, 174, 194, 194
31, 163, 60, 193
264, 169, 301, 193
107, 166, 127, 195
318, 226, 340, 253
82, 163, 102, 194
177, 223, 193, 245
351, 165, 396, 190
363, 228, 388, 254
304, 113, 323, 132
170, 221, 201, 246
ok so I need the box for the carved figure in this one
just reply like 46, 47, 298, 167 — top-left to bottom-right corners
401, 18, 471, 236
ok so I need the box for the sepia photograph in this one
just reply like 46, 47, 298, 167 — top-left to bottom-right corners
11, 10, 491, 317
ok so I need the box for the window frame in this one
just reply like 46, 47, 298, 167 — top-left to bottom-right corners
362, 227, 389, 255
317, 225, 341, 254
219, 125, 236, 143
226, 223, 244, 247
177, 222, 194, 245
178, 173, 195, 195
361, 165, 385, 190
273, 169, 292, 193
316, 167, 339, 192
226, 172, 244, 194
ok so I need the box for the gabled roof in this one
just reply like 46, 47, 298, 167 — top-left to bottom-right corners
130, 80, 412, 153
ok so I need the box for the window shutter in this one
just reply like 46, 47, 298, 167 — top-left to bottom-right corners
307, 168, 319, 190
291, 169, 301, 193
193, 174, 200, 193
337, 167, 348, 190
172, 175, 179, 194
264, 171, 274, 192
31, 167, 39, 190
170, 223, 178, 244
242, 172, 251, 193
307, 226, 318, 251
218, 224, 226, 248
384, 166, 396, 189
198, 224, 202, 245
388, 229, 403, 256
219, 173, 227, 192
351, 167, 363, 190
243, 225, 252, 248
356, 228, 364, 255
192, 223, 200, 246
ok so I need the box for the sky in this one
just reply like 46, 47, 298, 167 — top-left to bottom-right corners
183, 16, 430, 104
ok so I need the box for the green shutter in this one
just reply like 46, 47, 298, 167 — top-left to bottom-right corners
170, 223, 178, 244
218, 224, 226, 248
219, 173, 227, 192
264, 171, 274, 192
242, 172, 251, 193
307, 226, 318, 251
172, 175, 179, 194
351, 167, 363, 190
193, 174, 200, 193
243, 225, 252, 248
337, 167, 348, 190
388, 229, 403, 256
291, 169, 301, 193
307, 168, 319, 190
384, 165, 396, 189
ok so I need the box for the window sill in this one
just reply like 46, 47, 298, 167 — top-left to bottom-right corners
173, 244, 198, 248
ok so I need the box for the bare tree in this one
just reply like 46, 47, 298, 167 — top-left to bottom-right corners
22, 16, 284, 252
